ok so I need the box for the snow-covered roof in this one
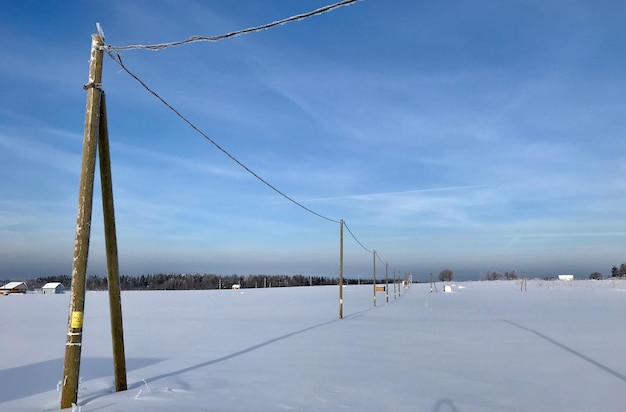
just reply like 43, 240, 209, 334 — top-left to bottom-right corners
1, 281, 27, 289
42, 282, 64, 289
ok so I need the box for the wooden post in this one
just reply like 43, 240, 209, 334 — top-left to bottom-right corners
339, 219, 344, 319
61, 33, 104, 409
393, 268, 396, 299
385, 262, 389, 303
98, 93, 127, 392
372, 250, 376, 307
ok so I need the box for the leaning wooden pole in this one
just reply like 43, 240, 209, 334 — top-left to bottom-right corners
98, 92, 127, 392
339, 219, 344, 319
61, 33, 104, 409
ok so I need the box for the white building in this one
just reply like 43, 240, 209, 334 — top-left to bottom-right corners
42, 282, 65, 294
1, 281, 28, 294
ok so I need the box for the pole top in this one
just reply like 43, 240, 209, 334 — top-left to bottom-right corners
96, 22, 105, 41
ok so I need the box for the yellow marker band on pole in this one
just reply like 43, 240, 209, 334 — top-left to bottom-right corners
71, 311, 84, 328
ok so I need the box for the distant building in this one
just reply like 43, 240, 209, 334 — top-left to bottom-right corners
558, 275, 574, 281
231, 284, 241, 290
1, 281, 28, 294
42, 282, 65, 294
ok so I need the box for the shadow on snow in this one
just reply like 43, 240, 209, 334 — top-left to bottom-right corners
128, 308, 374, 392
502, 319, 626, 383
0, 357, 162, 402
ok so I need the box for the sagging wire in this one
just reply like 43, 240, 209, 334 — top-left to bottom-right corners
102, 0, 360, 52
105, 50, 340, 225
343, 221, 372, 254
375, 250, 385, 266
98, 0, 391, 263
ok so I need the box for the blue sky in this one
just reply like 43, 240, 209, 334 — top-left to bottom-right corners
1, 0, 625, 281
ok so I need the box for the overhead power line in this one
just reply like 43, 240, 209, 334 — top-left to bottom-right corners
103, 0, 360, 52
371, 248, 384, 265
99, 0, 387, 260
343, 221, 372, 254
106, 51, 340, 225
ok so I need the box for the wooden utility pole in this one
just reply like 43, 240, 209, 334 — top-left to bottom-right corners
521, 272, 527, 292
98, 92, 127, 392
372, 250, 376, 307
61, 33, 105, 409
61, 33, 127, 407
339, 219, 344, 319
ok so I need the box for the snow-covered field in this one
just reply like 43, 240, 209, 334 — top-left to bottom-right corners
2, 279, 625, 411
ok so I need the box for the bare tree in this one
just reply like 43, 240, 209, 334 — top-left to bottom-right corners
611, 264, 626, 277
484, 271, 501, 281
504, 270, 518, 280
439, 269, 454, 282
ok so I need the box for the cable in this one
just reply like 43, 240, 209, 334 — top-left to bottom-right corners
106, 51, 340, 224
103, 0, 360, 52
99, 0, 390, 261
343, 221, 372, 254
375, 250, 385, 266
107, 52, 389, 265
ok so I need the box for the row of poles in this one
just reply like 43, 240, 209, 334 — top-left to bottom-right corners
60, 34, 412, 409
338, 219, 412, 319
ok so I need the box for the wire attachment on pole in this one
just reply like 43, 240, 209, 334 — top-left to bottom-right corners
82, 82, 103, 90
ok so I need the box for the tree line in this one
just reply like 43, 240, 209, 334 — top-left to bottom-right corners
479, 262, 626, 281
435, 263, 626, 282
610, 263, 626, 278
9, 273, 342, 291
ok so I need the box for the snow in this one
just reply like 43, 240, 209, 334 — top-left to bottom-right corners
42, 283, 63, 289
1, 280, 625, 411
1, 281, 27, 290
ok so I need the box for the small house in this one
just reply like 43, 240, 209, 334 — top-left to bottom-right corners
558, 275, 574, 281
42, 282, 65, 294
1, 281, 28, 294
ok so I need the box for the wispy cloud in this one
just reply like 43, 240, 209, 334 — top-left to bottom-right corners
0, 132, 80, 175
2, 1, 626, 278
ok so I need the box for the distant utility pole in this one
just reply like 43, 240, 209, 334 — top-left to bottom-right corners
385, 263, 389, 303
339, 219, 344, 319
393, 268, 396, 299
372, 250, 376, 307
521, 272, 527, 292
61, 32, 127, 409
